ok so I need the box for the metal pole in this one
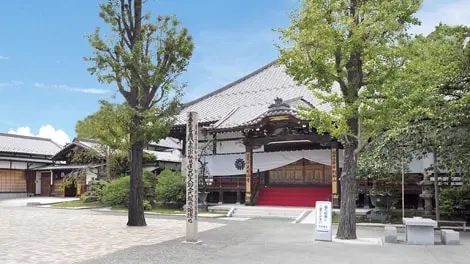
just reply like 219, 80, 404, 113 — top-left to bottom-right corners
433, 149, 440, 222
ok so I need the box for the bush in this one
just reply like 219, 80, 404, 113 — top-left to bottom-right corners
101, 171, 157, 208
156, 169, 186, 204
143, 200, 152, 210
84, 179, 108, 202
440, 184, 470, 215
143, 170, 157, 205
102, 176, 130, 207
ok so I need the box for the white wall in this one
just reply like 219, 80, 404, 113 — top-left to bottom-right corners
0, 161, 28, 169
216, 140, 264, 154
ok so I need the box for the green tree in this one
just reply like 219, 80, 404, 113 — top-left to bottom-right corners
85, 0, 193, 226
276, 0, 422, 239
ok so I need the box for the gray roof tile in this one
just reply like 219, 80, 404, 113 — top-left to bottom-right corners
0, 133, 63, 156
177, 61, 335, 128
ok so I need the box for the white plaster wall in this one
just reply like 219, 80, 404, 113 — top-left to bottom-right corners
10, 162, 27, 170
0, 160, 10, 169
35, 172, 41, 194
216, 140, 264, 154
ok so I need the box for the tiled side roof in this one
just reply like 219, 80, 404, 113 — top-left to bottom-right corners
149, 137, 182, 150
0, 133, 62, 156
176, 61, 336, 129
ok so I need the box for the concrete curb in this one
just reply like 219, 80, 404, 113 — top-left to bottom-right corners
92, 207, 224, 218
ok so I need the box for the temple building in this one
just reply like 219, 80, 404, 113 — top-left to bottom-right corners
170, 61, 451, 208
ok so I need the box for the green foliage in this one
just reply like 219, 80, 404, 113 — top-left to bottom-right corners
84, 179, 109, 202
276, 0, 422, 143
76, 101, 130, 150
156, 169, 185, 204
359, 24, 470, 183
142, 170, 157, 204
440, 185, 470, 215
102, 176, 130, 207
67, 148, 103, 165
143, 200, 152, 211
101, 171, 157, 207
84, 0, 194, 146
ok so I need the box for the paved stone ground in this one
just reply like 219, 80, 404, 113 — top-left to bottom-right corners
0, 207, 224, 264
86, 218, 470, 264
2, 205, 470, 264
0, 197, 79, 207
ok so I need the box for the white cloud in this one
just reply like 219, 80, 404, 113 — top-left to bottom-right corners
0, 80, 24, 88
34, 82, 110, 94
0, 56, 8, 60
412, 0, 470, 35
8, 125, 71, 146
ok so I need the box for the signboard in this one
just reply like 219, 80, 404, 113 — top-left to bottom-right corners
185, 111, 199, 243
314, 201, 332, 241
245, 151, 251, 203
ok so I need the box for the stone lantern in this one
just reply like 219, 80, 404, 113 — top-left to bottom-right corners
418, 172, 434, 216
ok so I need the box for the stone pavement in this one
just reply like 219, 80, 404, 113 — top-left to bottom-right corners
0, 197, 79, 207
0, 207, 224, 264
86, 218, 470, 264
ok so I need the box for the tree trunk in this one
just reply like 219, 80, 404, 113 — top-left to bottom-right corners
336, 143, 357, 239
127, 115, 146, 226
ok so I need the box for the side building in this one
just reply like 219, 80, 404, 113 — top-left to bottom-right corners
0, 133, 62, 199
170, 61, 440, 208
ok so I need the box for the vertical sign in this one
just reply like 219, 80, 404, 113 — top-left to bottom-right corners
331, 145, 339, 208
314, 201, 332, 241
331, 148, 337, 194
245, 150, 252, 204
185, 111, 199, 243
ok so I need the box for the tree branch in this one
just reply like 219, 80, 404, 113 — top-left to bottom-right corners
120, 0, 133, 45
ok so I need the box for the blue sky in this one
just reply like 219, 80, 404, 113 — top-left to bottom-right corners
1, 0, 469, 145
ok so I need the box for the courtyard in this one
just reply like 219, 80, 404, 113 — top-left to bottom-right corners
0, 204, 469, 264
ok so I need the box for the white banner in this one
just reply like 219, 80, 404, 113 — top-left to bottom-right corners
203, 149, 344, 176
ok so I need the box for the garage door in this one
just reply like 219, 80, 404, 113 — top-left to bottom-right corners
0, 169, 26, 193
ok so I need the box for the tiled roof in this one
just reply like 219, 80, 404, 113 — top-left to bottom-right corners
176, 61, 336, 129
149, 137, 182, 150
0, 133, 62, 156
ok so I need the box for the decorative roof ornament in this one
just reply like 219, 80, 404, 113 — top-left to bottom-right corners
268, 97, 290, 110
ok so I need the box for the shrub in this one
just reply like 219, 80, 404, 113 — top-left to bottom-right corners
156, 169, 186, 204
143, 170, 157, 205
440, 184, 470, 215
102, 176, 130, 207
143, 200, 152, 210
84, 179, 108, 202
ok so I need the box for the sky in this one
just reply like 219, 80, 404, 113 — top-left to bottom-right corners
1, 0, 469, 146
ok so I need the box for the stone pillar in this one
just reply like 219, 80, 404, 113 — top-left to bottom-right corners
236, 189, 241, 204
331, 141, 340, 208
218, 190, 224, 204
244, 145, 253, 205
184, 111, 199, 244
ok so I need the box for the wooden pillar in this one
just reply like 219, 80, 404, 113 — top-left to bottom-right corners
245, 145, 254, 205
363, 193, 370, 209
218, 190, 224, 204
331, 141, 340, 208
236, 189, 241, 204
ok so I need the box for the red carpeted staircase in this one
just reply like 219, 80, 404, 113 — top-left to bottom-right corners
256, 187, 331, 207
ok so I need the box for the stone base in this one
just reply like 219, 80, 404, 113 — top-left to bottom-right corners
182, 240, 203, 245
384, 226, 398, 243
441, 229, 460, 245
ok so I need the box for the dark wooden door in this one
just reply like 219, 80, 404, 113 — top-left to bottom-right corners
41, 173, 51, 196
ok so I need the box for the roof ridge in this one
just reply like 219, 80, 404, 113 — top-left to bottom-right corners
0, 132, 57, 143
182, 59, 278, 108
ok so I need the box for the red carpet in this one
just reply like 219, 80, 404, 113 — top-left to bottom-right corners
256, 187, 331, 207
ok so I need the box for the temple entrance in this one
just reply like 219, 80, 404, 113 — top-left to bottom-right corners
268, 159, 331, 186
